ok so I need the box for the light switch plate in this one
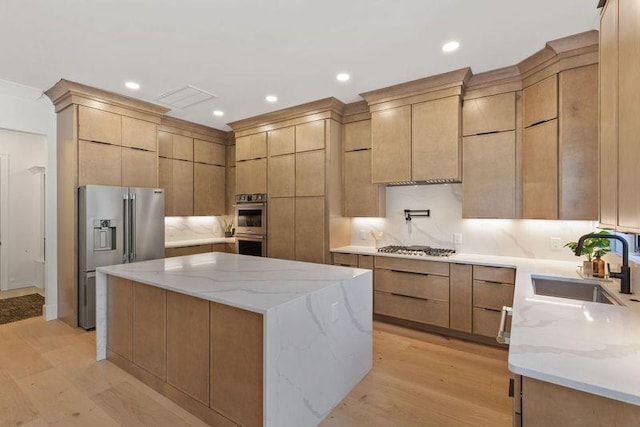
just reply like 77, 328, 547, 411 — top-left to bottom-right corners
453, 233, 462, 244
359, 229, 368, 240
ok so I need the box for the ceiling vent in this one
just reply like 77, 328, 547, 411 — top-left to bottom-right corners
154, 85, 217, 109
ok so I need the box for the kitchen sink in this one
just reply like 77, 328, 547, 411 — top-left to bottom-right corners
532, 276, 620, 305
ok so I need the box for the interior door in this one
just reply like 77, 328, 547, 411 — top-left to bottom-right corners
130, 187, 165, 262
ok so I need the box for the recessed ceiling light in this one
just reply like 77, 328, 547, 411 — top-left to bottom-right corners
213, 110, 224, 117
265, 95, 278, 103
442, 41, 460, 53
336, 73, 350, 82
125, 81, 140, 90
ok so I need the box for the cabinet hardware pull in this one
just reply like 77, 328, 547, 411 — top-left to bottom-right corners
496, 306, 513, 344
390, 292, 429, 302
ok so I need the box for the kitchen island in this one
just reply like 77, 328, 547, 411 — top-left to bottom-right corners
95, 252, 372, 427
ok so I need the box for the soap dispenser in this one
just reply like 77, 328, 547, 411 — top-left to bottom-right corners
592, 250, 605, 279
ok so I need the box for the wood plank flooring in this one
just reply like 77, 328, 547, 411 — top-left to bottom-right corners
0, 317, 511, 426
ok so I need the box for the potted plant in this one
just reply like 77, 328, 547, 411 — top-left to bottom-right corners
564, 230, 611, 275
223, 219, 234, 238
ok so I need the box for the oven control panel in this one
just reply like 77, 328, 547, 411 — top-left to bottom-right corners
236, 193, 268, 203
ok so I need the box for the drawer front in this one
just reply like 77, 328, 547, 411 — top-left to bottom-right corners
358, 255, 374, 270
375, 269, 449, 301
473, 265, 515, 284
374, 291, 449, 328
473, 280, 514, 311
332, 252, 358, 267
375, 256, 450, 276
473, 307, 511, 338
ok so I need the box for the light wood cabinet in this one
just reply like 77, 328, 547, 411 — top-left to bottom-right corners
450, 263, 472, 333
358, 255, 374, 270
133, 283, 166, 379
268, 154, 295, 197
472, 307, 503, 338
194, 139, 225, 166
371, 106, 412, 183
172, 159, 194, 216
158, 131, 173, 158
194, 163, 225, 215
374, 291, 449, 328
332, 252, 358, 267
268, 126, 295, 156
296, 150, 325, 197
522, 120, 558, 219
343, 120, 371, 151
121, 147, 157, 188
158, 158, 173, 216
236, 158, 267, 194
78, 140, 122, 186
106, 276, 133, 360
295, 120, 325, 152
523, 75, 558, 127
122, 116, 157, 152
472, 265, 515, 338
473, 280, 514, 311
463, 132, 516, 218
236, 132, 267, 161
411, 96, 462, 182
375, 269, 449, 301
295, 197, 325, 263
165, 244, 213, 258
599, 0, 619, 229
268, 197, 295, 260
462, 92, 516, 136
78, 106, 121, 146
375, 256, 450, 276
344, 150, 386, 217
226, 162, 236, 216
172, 134, 193, 161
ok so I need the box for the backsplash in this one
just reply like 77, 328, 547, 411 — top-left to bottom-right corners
165, 216, 231, 243
350, 184, 597, 261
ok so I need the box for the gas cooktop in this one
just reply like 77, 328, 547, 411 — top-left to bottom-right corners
377, 245, 456, 257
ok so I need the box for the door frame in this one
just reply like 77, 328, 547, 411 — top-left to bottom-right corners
0, 154, 8, 291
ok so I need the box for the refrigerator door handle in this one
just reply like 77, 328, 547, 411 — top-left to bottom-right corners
130, 192, 136, 262
123, 192, 130, 263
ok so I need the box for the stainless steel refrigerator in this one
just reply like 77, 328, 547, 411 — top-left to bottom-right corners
78, 185, 165, 329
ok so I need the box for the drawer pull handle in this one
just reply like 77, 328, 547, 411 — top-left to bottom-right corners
496, 306, 513, 344
390, 269, 430, 276
482, 280, 504, 285
390, 292, 428, 302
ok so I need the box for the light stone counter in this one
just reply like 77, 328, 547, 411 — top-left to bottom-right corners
332, 245, 640, 406
96, 252, 373, 426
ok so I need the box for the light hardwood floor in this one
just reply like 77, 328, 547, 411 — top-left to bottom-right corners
0, 317, 511, 426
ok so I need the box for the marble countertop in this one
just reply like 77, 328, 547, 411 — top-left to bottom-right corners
332, 245, 640, 405
97, 252, 369, 314
165, 237, 235, 248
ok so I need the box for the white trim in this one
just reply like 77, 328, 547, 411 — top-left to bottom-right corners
0, 154, 8, 291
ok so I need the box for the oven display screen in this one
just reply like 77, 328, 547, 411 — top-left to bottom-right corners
237, 209, 263, 227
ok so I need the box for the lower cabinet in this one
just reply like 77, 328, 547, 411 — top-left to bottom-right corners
165, 244, 229, 258
133, 283, 166, 379
472, 266, 515, 338
450, 263, 473, 333
295, 197, 325, 264
106, 276, 133, 360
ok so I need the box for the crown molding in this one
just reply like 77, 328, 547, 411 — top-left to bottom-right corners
160, 115, 229, 143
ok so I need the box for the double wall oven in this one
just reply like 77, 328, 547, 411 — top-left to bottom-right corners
234, 193, 267, 257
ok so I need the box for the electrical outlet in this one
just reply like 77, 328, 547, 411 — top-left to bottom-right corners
359, 229, 368, 240
453, 233, 462, 245
331, 302, 339, 322
550, 237, 562, 250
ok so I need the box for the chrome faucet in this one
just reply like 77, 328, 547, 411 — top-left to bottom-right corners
575, 233, 632, 294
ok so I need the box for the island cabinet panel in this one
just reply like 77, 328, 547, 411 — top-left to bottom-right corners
78, 106, 122, 146
78, 140, 122, 186
194, 163, 225, 216
295, 197, 325, 264
210, 302, 263, 427
133, 283, 166, 380
462, 131, 516, 218
295, 120, 325, 152
462, 92, 516, 136
121, 147, 157, 188
172, 159, 194, 216
371, 105, 412, 183
375, 269, 449, 301
523, 75, 558, 127
121, 116, 157, 152
296, 150, 325, 197
522, 119, 559, 219
236, 158, 267, 194
267, 126, 295, 156
236, 132, 267, 161
106, 276, 133, 361
166, 291, 210, 405
172, 134, 194, 161
450, 263, 473, 333
268, 154, 295, 197
158, 157, 173, 215
411, 96, 462, 182
374, 291, 449, 328
268, 197, 295, 260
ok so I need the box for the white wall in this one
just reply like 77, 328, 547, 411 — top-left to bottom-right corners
351, 184, 597, 261
0, 129, 46, 289
0, 79, 57, 319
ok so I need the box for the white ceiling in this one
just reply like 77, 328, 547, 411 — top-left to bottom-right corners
0, 0, 599, 130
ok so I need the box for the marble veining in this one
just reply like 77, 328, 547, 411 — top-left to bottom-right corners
165, 215, 233, 247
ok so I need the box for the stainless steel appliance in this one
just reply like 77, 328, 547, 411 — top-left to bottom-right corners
235, 193, 267, 257
78, 185, 165, 329
377, 245, 455, 257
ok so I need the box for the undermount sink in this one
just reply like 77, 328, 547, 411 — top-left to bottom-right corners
532, 276, 620, 305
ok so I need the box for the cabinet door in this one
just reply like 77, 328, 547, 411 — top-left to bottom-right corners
343, 120, 371, 151
236, 132, 267, 161
158, 131, 173, 158
462, 132, 516, 218
462, 92, 516, 136
295, 120, 325, 152
133, 283, 166, 379
226, 165, 236, 216
371, 106, 411, 183
450, 263, 472, 333
599, 0, 618, 228
173, 134, 193, 161
523, 75, 558, 127
106, 276, 133, 360
194, 163, 225, 216
236, 158, 267, 194
122, 147, 157, 188
296, 150, 325, 196
558, 65, 598, 220
268, 154, 295, 197
122, 116, 157, 152
158, 157, 173, 216
618, 0, 640, 231
412, 96, 461, 181
522, 120, 558, 219
269, 198, 295, 260
194, 139, 226, 166
172, 159, 193, 216
78, 106, 121, 145
295, 197, 325, 264
78, 140, 122, 186
268, 126, 295, 156
344, 150, 385, 217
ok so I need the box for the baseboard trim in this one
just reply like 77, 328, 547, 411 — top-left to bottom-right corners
43, 303, 57, 321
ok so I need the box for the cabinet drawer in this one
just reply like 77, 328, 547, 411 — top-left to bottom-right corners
375, 269, 449, 301
374, 291, 449, 328
375, 256, 449, 276
358, 255, 374, 270
473, 307, 510, 338
333, 252, 358, 267
473, 280, 514, 311
473, 265, 515, 284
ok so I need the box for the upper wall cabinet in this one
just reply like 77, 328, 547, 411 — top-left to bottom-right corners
462, 92, 516, 136
122, 116, 157, 152
295, 121, 325, 152
236, 132, 267, 161
267, 126, 295, 156
523, 75, 558, 127
371, 106, 412, 183
78, 106, 122, 145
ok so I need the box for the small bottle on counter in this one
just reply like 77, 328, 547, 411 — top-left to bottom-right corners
592, 251, 605, 279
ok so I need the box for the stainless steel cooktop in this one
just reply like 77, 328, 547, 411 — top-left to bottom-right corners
377, 245, 456, 257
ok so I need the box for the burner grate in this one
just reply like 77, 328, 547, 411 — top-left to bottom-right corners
377, 245, 455, 257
